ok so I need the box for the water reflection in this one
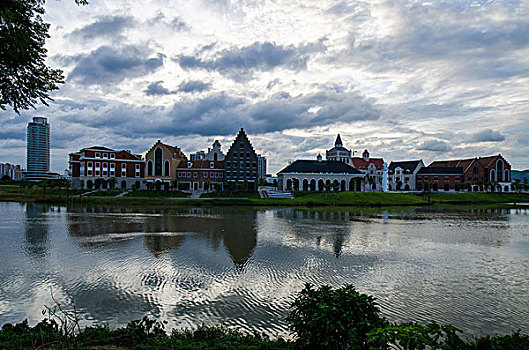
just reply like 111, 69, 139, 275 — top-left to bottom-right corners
0, 202, 528, 339
24, 203, 50, 259
66, 207, 257, 268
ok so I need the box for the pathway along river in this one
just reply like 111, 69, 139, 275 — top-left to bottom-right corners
0, 202, 528, 338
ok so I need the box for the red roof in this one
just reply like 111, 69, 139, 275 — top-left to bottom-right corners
351, 157, 384, 169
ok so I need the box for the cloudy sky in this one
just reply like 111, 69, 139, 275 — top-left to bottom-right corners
1, 0, 529, 174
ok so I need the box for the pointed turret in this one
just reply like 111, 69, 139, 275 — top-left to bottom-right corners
335, 134, 343, 147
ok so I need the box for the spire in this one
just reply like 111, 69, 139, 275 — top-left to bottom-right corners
335, 134, 343, 147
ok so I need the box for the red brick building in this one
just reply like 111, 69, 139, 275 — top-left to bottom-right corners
69, 146, 144, 190
416, 167, 463, 191
429, 154, 512, 191
177, 160, 224, 191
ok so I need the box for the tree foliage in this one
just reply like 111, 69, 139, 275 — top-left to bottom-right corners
287, 283, 386, 349
0, 0, 87, 114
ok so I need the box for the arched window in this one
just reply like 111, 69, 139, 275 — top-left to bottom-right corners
154, 147, 163, 176
490, 169, 496, 182
496, 160, 504, 181
504, 170, 509, 182
164, 161, 170, 176
214, 153, 218, 161
147, 160, 153, 176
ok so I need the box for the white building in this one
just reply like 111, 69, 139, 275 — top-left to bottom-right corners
277, 154, 364, 191
388, 160, 425, 191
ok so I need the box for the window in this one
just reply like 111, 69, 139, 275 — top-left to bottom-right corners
240, 143, 244, 148
110, 153, 115, 159
204, 172, 208, 178
147, 160, 153, 176
211, 172, 215, 177
226, 161, 231, 167
110, 163, 115, 176
95, 152, 100, 158
210, 162, 214, 168
102, 163, 108, 176
434, 176, 438, 181
121, 163, 127, 177
187, 162, 193, 168
103, 153, 108, 159
154, 147, 163, 176
187, 172, 191, 177
164, 161, 170, 176
80, 163, 85, 176
193, 172, 198, 178
95, 162, 100, 176
240, 152, 244, 158
135, 164, 140, 177
444, 176, 449, 181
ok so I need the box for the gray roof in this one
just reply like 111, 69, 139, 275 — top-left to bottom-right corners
389, 160, 422, 173
278, 160, 362, 174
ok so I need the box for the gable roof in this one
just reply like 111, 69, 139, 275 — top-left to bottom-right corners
278, 160, 362, 175
351, 157, 384, 169
389, 160, 422, 173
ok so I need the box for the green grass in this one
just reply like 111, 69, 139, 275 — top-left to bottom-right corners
200, 191, 262, 199
428, 192, 529, 204
124, 190, 189, 198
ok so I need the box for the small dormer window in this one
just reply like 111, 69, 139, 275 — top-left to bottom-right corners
187, 162, 193, 168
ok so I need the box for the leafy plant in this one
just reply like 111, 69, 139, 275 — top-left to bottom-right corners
287, 283, 386, 349
367, 321, 466, 350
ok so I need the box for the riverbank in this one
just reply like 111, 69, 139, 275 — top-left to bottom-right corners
1, 185, 528, 208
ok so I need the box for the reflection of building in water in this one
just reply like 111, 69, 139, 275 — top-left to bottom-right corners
273, 209, 351, 257
66, 207, 258, 267
222, 211, 257, 269
24, 203, 50, 258
142, 208, 258, 268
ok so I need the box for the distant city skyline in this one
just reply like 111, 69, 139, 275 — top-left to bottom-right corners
0, 0, 528, 174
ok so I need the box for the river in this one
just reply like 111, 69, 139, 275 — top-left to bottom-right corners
0, 201, 528, 338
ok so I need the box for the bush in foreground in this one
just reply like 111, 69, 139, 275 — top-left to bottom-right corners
1, 285, 528, 349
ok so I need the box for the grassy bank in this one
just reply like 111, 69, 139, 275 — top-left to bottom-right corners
1, 184, 528, 208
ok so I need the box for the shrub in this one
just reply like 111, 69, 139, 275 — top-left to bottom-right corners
286, 283, 385, 349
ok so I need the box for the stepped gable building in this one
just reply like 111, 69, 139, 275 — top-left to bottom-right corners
429, 154, 512, 192
416, 166, 463, 191
69, 146, 144, 189
144, 140, 187, 188
205, 140, 225, 161
277, 154, 364, 191
388, 160, 425, 191
177, 160, 224, 191
224, 128, 259, 191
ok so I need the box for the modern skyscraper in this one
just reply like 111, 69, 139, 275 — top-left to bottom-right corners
24, 117, 50, 181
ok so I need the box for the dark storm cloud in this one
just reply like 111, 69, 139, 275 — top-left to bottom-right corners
67, 45, 165, 85
417, 140, 451, 152
144, 81, 173, 96
178, 80, 211, 93
59, 88, 379, 138
69, 15, 136, 40
176, 40, 327, 79
469, 129, 505, 142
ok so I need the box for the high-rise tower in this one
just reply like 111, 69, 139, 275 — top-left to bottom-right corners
24, 117, 50, 181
